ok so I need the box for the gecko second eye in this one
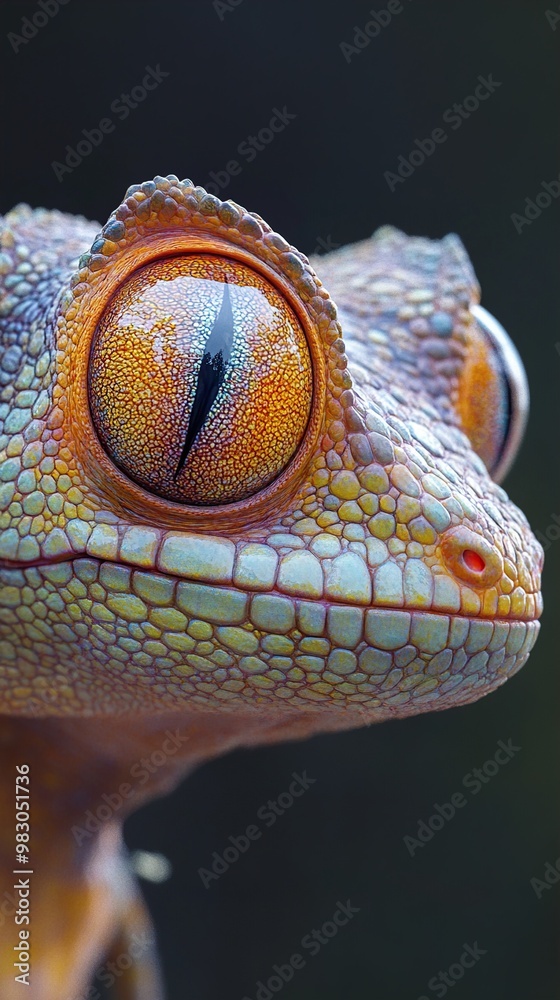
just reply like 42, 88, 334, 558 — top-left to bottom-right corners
88, 255, 313, 506
458, 305, 529, 484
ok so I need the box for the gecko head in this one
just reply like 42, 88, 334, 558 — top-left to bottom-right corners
0, 177, 543, 734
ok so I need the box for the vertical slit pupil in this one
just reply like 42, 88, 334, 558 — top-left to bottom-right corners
174, 278, 234, 478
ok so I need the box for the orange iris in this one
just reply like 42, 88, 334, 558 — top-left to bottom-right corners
88, 255, 313, 506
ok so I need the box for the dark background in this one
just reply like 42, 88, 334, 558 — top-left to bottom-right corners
1, 1, 558, 997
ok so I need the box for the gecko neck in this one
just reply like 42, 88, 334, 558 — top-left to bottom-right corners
0, 711, 284, 999
0, 705, 364, 998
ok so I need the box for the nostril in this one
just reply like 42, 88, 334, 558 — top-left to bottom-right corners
463, 549, 486, 574
441, 526, 504, 588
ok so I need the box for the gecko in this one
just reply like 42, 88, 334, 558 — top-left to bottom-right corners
0, 175, 543, 999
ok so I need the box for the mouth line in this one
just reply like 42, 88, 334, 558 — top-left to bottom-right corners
0, 553, 541, 625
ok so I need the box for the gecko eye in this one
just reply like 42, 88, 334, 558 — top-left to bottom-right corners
458, 304, 529, 484
88, 255, 313, 506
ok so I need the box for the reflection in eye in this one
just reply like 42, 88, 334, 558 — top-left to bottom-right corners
88, 255, 313, 506
459, 305, 529, 484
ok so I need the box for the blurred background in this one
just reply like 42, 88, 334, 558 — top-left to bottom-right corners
0, 0, 558, 996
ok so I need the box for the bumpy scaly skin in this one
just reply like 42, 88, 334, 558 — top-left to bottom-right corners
0, 176, 543, 726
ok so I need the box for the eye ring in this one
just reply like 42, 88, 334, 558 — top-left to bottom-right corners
66, 231, 327, 531
470, 304, 529, 484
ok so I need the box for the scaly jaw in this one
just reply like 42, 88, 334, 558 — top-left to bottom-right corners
0, 550, 539, 721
